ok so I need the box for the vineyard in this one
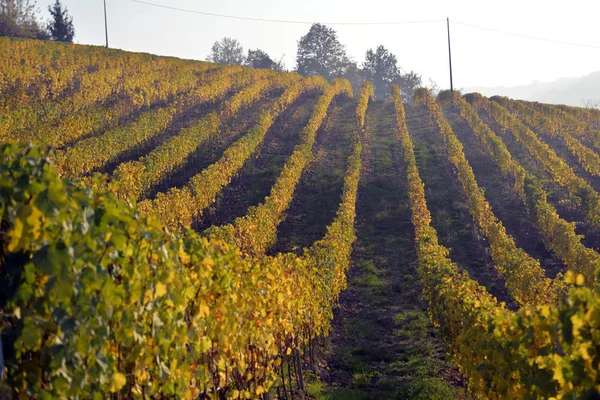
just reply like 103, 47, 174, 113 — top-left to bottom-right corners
1, 37, 600, 399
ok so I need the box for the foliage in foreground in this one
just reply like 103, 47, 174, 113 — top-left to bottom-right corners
0, 78, 369, 399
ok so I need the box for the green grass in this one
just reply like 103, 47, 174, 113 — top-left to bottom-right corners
396, 377, 457, 400
305, 371, 370, 400
328, 388, 370, 400
393, 311, 429, 338
353, 260, 386, 294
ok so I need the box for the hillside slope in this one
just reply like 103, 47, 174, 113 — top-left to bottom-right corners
1, 38, 600, 399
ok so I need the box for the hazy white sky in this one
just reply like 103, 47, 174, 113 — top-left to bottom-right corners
35, 0, 600, 89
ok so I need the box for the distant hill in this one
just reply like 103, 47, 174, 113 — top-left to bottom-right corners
466, 70, 600, 107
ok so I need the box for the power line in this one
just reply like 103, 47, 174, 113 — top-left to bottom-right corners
129, 1, 600, 50
129, 0, 445, 25
453, 20, 600, 50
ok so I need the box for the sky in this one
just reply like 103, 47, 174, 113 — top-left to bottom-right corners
34, 0, 600, 90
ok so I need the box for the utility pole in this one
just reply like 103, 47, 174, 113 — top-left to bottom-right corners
447, 17, 454, 92
104, 0, 109, 48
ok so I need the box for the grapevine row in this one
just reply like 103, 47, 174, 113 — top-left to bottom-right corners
206, 79, 355, 257
526, 101, 600, 154
0, 81, 367, 397
415, 89, 554, 306
54, 66, 277, 177
298, 80, 371, 334
0, 142, 305, 398
493, 97, 600, 177
37, 62, 217, 148
0, 38, 105, 106
457, 93, 600, 287
112, 72, 302, 200
0, 60, 211, 144
0, 37, 189, 110
393, 85, 600, 399
556, 103, 600, 139
475, 96, 600, 228
139, 76, 329, 230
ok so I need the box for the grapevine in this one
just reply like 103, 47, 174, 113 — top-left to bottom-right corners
206, 78, 355, 257
493, 97, 600, 177
139, 76, 329, 230
112, 72, 303, 200
393, 85, 600, 399
54, 66, 277, 177
0, 81, 372, 397
461, 93, 600, 285
475, 95, 600, 228
415, 89, 555, 306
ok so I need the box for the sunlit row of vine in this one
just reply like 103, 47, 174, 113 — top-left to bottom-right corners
112, 72, 302, 201
394, 85, 600, 399
53, 67, 278, 177
138, 76, 329, 230
418, 89, 555, 306
460, 93, 600, 286
0, 78, 372, 398
494, 97, 600, 177
480, 96, 600, 229
206, 79, 355, 257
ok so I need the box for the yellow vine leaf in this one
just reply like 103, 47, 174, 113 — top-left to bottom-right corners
109, 373, 127, 392
198, 302, 210, 317
155, 282, 167, 298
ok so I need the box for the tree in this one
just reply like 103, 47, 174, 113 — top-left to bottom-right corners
272, 56, 286, 72
424, 77, 439, 98
245, 49, 284, 72
582, 98, 600, 110
397, 71, 423, 104
343, 62, 365, 98
582, 98, 600, 129
0, 0, 46, 39
207, 37, 245, 65
361, 44, 423, 102
362, 45, 401, 100
47, 0, 73, 42
296, 23, 351, 80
